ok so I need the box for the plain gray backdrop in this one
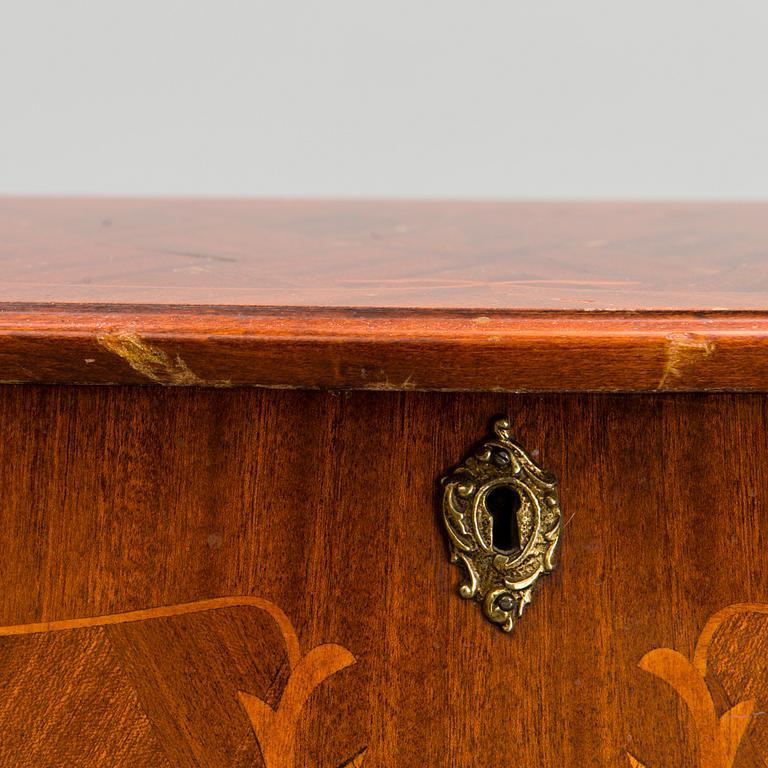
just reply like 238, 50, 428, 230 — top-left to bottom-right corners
1, 1, 767, 198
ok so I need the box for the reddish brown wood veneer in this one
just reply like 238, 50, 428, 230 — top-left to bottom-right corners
2, 198, 768, 391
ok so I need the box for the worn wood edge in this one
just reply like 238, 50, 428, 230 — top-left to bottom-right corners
2, 304, 768, 391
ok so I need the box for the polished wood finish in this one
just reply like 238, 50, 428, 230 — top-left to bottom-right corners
2, 199, 767, 765
2, 199, 768, 310
0, 386, 767, 766
3, 306, 768, 391
3, 199, 768, 391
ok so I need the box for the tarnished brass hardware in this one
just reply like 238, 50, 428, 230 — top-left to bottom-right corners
441, 419, 561, 632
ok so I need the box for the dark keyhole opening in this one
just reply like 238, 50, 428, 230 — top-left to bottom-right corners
486, 485, 522, 554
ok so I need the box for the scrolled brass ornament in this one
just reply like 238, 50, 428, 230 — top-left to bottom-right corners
441, 418, 561, 632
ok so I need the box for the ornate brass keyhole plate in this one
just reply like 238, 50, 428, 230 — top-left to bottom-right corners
441, 419, 562, 632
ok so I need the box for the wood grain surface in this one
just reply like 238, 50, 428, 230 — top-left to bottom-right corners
3, 199, 768, 391
4, 305, 768, 391
2, 198, 768, 309
0, 386, 767, 766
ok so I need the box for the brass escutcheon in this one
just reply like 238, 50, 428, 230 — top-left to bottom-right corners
441, 418, 561, 632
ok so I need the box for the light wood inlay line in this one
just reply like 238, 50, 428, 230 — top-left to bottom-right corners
0, 596, 301, 668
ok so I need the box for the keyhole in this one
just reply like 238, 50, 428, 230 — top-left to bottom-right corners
486, 485, 522, 554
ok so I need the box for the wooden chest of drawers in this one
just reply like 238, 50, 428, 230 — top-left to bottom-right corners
1, 200, 767, 767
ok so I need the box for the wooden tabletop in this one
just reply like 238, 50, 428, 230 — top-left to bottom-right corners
1, 198, 768, 391
2, 198, 768, 309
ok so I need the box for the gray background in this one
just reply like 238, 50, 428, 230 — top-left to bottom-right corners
2, 1, 767, 198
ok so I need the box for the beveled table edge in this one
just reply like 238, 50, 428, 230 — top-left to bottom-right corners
1, 303, 767, 391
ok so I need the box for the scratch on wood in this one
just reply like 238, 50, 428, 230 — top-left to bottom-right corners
97, 332, 230, 386
337, 746, 368, 767
364, 375, 417, 391
658, 334, 715, 389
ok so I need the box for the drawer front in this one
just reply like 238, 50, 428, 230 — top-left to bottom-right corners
0, 387, 766, 767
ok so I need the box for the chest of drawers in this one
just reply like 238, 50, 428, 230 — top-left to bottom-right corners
1, 199, 767, 767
